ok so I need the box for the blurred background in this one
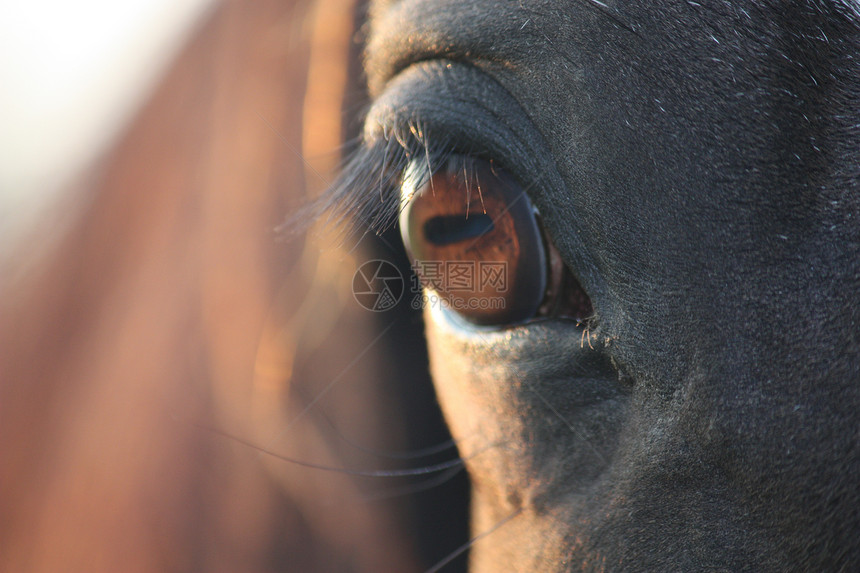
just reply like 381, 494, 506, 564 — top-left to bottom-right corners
0, 0, 468, 571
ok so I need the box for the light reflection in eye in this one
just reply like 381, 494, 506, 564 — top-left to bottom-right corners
399, 156, 548, 325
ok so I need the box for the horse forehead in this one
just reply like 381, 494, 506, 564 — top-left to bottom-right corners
366, 1, 857, 101
368, 1, 758, 78
366, 0, 622, 93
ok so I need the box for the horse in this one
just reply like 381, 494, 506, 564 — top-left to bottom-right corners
327, 1, 860, 570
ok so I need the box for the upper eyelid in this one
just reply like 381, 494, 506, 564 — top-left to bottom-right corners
315, 59, 554, 241
362, 60, 559, 198
310, 121, 456, 238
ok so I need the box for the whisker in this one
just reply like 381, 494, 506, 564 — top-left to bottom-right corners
357, 466, 465, 503
187, 420, 468, 478
179, 413, 505, 480
425, 508, 524, 573
277, 319, 398, 438
316, 407, 460, 460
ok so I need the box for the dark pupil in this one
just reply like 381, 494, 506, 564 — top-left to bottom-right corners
399, 156, 547, 326
423, 214, 495, 246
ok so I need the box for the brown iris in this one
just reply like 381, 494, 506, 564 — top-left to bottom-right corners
399, 157, 547, 325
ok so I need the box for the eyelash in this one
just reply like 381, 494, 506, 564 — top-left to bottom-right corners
316, 121, 480, 239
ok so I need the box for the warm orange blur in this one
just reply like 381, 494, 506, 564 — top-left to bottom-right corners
0, 1, 420, 571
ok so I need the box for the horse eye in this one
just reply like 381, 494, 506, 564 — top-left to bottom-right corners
399, 156, 547, 325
